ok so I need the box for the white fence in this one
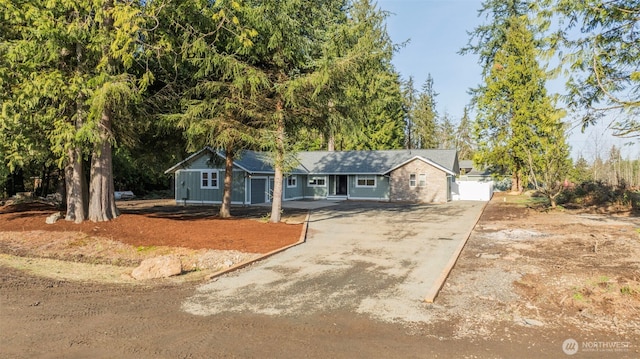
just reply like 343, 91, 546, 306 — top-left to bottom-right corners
452, 181, 493, 201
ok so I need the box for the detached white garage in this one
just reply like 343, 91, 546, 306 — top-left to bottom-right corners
453, 180, 494, 201
452, 160, 494, 201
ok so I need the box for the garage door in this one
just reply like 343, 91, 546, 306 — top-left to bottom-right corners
456, 181, 493, 201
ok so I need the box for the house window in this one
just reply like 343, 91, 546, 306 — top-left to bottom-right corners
201, 170, 218, 189
418, 174, 427, 187
287, 175, 298, 188
410, 173, 426, 187
356, 175, 376, 187
409, 174, 416, 187
308, 176, 326, 187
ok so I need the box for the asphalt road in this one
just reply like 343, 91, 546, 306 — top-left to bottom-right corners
183, 200, 486, 324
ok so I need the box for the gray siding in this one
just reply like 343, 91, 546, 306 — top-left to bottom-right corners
303, 175, 328, 198
175, 169, 246, 204
284, 175, 303, 199
348, 175, 390, 200
187, 154, 223, 170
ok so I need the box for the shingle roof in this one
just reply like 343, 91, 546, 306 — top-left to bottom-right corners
233, 150, 307, 174
166, 148, 458, 175
296, 149, 458, 175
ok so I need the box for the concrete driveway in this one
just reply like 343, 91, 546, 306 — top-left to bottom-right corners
183, 201, 486, 324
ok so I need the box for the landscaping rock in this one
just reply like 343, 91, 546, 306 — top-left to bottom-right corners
131, 255, 182, 280
515, 317, 545, 327
45, 212, 62, 224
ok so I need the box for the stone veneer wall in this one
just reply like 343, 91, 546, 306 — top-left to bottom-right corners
390, 158, 449, 203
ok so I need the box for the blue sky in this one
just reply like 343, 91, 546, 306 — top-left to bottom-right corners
377, 0, 639, 160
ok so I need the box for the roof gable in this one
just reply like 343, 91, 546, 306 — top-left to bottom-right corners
387, 156, 457, 176
164, 148, 306, 174
164, 147, 222, 174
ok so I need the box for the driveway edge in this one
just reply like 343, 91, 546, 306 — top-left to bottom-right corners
423, 201, 489, 303
205, 212, 310, 281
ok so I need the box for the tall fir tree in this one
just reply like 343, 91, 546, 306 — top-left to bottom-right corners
401, 77, 417, 149
164, 0, 267, 218
1, 0, 158, 222
472, 12, 569, 196
455, 107, 476, 160
290, 0, 405, 152
436, 112, 456, 150
412, 75, 439, 149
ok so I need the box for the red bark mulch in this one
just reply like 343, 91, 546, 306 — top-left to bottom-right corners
0, 202, 303, 254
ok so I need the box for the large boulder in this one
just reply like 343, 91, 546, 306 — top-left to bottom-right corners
45, 212, 62, 224
131, 255, 182, 280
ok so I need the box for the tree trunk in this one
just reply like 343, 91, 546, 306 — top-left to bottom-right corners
511, 172, 519, 192
6, 168, 25, 196
220, 146, 234, 218
88, 110, 119, 222
511, 166, 523, 193
65, 146, 88, 223
549, 196, 557, 209
327, 132, 336, 151
270, 101, 285, 223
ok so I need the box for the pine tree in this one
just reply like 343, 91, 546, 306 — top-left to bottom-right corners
290, 0, 405, 152
1, 0, 157, 222
402, 77, 417, 149
472, 13, 569, 198
456, 107, 476, 160
237, 0, 397, 222
436, 112, 456, 150
164, 0, 266, 218
412, 75, 439, 149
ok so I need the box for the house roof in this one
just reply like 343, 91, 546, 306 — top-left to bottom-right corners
164, 147, 307, 174
459, 159, 493, 177
296, 149, 458, 175
165, 147, 459, 176
459, 160, 474, 170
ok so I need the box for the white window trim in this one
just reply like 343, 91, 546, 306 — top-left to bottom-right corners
287, 175, 298, 188
307, 176, 327, 187
201, 170, 219, 189
355, 175, 376, 188
409, 173, 417, 187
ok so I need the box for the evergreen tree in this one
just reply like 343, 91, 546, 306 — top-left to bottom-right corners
234, 0, 397, 222
401, 77, 417, 149
163, 0, 266, 218
436, 112, 456, 150
555, 0, 640, 136
456, 107, 476, 160
569, 156, 592, 184
291, 0, 405, 152
1, 0, 158, 222
412, 75, 438, 149
472, 13, 569, 197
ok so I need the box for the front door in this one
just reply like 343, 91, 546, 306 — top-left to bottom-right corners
336, 175, 348, 196
250, 178, 267, 204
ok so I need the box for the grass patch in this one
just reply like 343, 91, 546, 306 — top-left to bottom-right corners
136, 245, 157, 253
504, 193, 549, 208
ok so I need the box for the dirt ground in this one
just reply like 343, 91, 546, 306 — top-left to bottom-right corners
1, 194, 639, 358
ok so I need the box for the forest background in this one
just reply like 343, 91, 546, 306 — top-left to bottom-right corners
1, 0, 638, 222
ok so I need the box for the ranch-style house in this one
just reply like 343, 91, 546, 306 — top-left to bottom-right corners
164, 147, 460, 205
